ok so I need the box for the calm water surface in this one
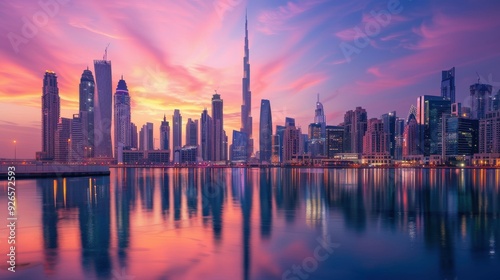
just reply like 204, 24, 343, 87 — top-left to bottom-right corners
1, 168, 500, 280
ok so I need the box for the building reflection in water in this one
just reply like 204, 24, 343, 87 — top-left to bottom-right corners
202, 168, 226, 242
259, 169, 273, 239
37, 175, 112, 279
33, 168, 500, 279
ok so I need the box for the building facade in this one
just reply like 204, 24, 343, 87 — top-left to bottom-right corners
185, 118, 198, 147
41, 70, 60, 160
259, 99, 273, 163
173, 109, 182, 151
114, 77, 131, 158
441, 67, 456, 103
212, 93, 224, 161
160, 115, 170, 151
470, 83, 493, 120
93, 58, 113, 158
78, 68, 95, 158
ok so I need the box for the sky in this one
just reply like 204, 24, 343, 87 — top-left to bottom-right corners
1, 0, 500, 159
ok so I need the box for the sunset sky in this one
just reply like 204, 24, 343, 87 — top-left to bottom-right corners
1, 0, 500, 159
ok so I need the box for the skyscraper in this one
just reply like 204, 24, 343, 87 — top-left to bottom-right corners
114, 76, 131, 158
212, 93, 224, 161
443, 115, 478, 156
130, 122, 138, 149
403, 113, 420, 157
276, 125, 285, 162
41, 70, 60, 160
343, 107, 367, 154
283, 118, 301, 163
160, 115, 170, 151
308, 123, 324, 158
417, 95, 451, 156
470, 83, 493, 119
381, 111, 396, 158
441, 67, 456, 103
314, 94, 326, 138
94, 52, 113, 158
479, 111, 500, 154
394, 118, 405, 160
259, 99, 272, 163
241, 13, 253, 158
231, 130, 248, 162
363, 118, 389, 155
79, 68, 95, 158
173, 109, 182, 151
326, 125, 344, 158
139, 123, 154, 151
70, 114, 84, 162
185, 118, 198, 146
55, 117, 70, 162
201, 109, 213, 161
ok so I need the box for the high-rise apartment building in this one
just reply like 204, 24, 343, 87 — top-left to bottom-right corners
201, 109, 213, 161
185, 118, 198, 146
139, 123, 154, 151
160, 115, 170, 151
79, 68, 95, 158
114, 76, 131, 157
41, 70, 60, 160
343, 107, 367, 154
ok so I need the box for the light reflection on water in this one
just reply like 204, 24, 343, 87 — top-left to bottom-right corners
1, 168, 500, 280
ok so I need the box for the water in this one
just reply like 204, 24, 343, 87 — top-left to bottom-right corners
1, 168, 500, 280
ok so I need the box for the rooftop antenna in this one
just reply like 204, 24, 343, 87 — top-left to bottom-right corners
317, 93, 320, 103
103, 43, 110, 60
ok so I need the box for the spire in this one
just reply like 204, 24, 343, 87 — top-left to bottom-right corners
163, 114, 166, 122
121, 74, 123, 80
317, 93, 319, 103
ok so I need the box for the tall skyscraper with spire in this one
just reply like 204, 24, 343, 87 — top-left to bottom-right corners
114, 76, 131, 158
41, 70, 60, 160
173, 109, 182, 150
94, 47, 113, 158
314, 94, 326, 138
241, 12, 253, 158
79, 68, 95, 158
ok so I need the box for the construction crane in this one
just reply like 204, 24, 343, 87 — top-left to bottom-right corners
103, 43, 110, 60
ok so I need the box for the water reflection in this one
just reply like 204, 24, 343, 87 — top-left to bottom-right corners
27, 168, 500, 279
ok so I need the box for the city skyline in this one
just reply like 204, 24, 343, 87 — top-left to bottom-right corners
2, 0, 500, 158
